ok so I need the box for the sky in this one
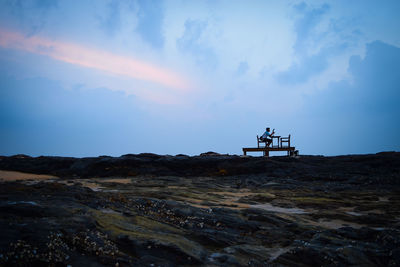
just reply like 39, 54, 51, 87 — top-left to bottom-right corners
0, 0, 399, 157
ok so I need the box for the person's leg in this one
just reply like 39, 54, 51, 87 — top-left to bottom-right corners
260, 138, 265, 146
267, 139, 271, 147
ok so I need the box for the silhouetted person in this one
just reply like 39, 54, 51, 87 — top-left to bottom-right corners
261, 127, 275, 147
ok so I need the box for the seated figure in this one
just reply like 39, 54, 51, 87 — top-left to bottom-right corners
260, 127, 275, 147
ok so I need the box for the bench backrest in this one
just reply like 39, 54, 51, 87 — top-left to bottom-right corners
280, 134, 291, 147
257, 135, 266, 148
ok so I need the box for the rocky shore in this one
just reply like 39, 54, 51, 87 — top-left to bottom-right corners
0, 152, 399, 266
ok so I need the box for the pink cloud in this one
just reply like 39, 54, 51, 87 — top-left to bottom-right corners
0, 28, 190, 91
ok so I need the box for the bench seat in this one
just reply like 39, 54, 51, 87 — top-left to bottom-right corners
242, 147, 297, 157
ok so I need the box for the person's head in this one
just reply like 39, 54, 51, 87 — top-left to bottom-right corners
266, 127, 270, 131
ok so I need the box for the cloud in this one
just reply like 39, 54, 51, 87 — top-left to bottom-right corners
293, 2, 330, 53
0, 74, 148, 156
177, 19, 218, 69
275, 2, 361, 85
0, 74, 247, 156
276, 43, 349, 84
274, 3, 332, 84
276, 50, 328, 84
136, 0, 165, 48
97, 0, 121, 36
299, 41, 400, 154
0, 28, 190, 91
235, 61, 249, 76
0, 0, 59, 35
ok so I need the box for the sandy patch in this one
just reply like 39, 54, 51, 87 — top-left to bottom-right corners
100, 178, 132, 184
0, 170, 58, 181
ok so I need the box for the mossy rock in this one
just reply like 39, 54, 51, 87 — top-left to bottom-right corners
91, 210, 206, 261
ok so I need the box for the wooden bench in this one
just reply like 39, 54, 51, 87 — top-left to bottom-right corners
243, 146, 297, 157
243, 134, 298, 157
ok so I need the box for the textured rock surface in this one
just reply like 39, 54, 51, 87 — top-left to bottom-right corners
0, 152, 399, 266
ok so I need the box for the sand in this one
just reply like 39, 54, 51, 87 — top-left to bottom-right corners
0, 170, 58, 181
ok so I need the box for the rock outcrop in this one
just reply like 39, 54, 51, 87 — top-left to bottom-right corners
0, 152, 399, 266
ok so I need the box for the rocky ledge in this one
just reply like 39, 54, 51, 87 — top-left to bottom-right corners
0, 152, 399, 266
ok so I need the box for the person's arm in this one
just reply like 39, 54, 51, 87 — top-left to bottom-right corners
261, 132, 266, 139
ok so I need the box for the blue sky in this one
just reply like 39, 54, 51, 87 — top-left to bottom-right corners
0, 0, 399, 157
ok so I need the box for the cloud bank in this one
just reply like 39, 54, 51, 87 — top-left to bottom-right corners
0, 28, 190, 91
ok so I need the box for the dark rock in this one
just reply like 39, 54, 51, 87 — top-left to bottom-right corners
0, 152, 399, 266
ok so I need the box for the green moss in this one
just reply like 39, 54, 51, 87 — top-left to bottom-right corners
91, 211, 204, 260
